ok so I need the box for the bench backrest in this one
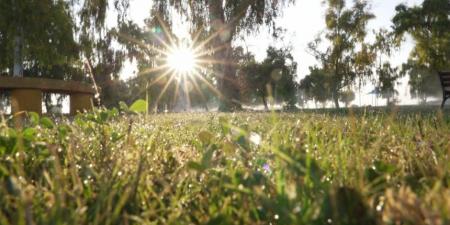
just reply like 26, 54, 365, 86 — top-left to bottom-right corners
439, 72, 450, 91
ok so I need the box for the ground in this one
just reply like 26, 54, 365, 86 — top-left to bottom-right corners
0, 106, 449, 224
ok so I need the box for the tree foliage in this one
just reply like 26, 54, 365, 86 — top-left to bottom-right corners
0, 0, 131, 108
240, 46, 298, 110
307, 0, 374, 108
0, 0, 79, 77
300, 67, 332, 107
393, 0, 450, 70
372, 29, 401, 105
393, 0, 450, 101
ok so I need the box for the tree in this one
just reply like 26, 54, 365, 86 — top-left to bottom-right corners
0, 0, 131, 110
234, 46, 258, 104
392, 0, 450, 102
0, 0, 84, 112
73, 0, 130, 107
151, 0, 295, 111
299, 67, 332, 108
240, 46, 298, 110
0, 0, 79, 77
376, 63, 400, 105
401, 60, 439, 103
353, 43, 375, 105
339, 89, 355, 107
308, 0, 374, 108
372, 29, 401, 105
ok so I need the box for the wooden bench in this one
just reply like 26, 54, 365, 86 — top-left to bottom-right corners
439, 72, 450, 108
0, 76, 95, 115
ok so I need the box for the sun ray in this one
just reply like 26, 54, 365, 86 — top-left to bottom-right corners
191, 70, 223, 99
116, 31, 169, 56
126, 12, 248, 112
194, 44, 228, 58
190, 26, 205, 47
154, 74, 176, 110
191, 24, 230, 54
172, 76, 181, 108
182, 74, 192, 109
196, 58, 237, 66
136, 64, 170, 76
154, 14, 178, 49
186, 70, 210, 108
128, 68, 174, 101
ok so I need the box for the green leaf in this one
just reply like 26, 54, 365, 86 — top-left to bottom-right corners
22, 128, 36, 141
40, 117, 55, 129
119, 101, 129, 112
99, 111, 109, 122
187, 161, 204, 171
28, 112, 39, 126
198, 131, 213, 145
129, 99, 148, 114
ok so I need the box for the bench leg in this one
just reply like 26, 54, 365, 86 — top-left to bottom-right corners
11, 89, 42, 115
443, 97, 448, 109
70, 93, 93, 115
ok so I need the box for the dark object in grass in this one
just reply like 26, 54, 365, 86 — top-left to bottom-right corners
319, 187, 377, 225
438, 71, 450, 108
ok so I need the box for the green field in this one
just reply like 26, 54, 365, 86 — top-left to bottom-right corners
0, 108, 449, 225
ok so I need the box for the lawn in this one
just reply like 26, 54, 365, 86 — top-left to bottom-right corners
0, 107, 449, 225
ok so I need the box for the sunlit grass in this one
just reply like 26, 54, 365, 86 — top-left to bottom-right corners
0, 107, 449, 224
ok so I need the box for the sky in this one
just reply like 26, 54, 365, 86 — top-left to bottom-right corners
113, 0, 425, 107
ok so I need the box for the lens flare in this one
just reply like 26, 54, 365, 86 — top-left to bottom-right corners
116, 15, 229, 111
166, 47, 197, 74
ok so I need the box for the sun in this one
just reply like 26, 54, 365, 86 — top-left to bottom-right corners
166, 46, 197, 74
118, 16, 225, 111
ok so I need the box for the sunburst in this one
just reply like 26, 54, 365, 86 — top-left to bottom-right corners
165, 45, 197, 75
117, 16, 230, 112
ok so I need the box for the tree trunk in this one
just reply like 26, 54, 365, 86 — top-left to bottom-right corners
262, 96, 269, 111
332, 91, 340, 109
207, 0, 241, 112
219, 47, 241, 111
13, 33, 23, 77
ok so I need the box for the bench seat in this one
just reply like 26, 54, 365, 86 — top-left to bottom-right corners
0, 76, 95, 115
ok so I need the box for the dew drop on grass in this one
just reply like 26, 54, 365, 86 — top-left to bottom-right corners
376, 204, 383, 211
249, 132, 261, 146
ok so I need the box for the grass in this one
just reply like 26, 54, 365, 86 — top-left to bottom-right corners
0, 106, 449, 225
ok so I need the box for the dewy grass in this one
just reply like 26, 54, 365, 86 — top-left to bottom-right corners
0, 107, 449, 225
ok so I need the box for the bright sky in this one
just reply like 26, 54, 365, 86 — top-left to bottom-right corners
114, 0, 425, 107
